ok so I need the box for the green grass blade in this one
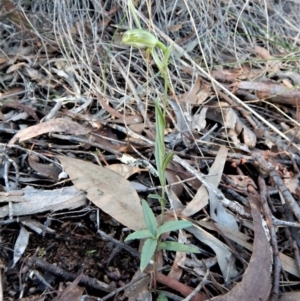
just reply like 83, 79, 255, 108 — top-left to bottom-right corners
158, 241, 200, 253
142, 199, 158, 236
140, 238, 157, 272
125, 229, 154, 241
157, 220, 192, 236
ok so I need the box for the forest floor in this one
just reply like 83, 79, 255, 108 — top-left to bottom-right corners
1, 1, 300, 300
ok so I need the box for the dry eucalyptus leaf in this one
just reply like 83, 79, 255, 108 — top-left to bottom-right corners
124, 270, 151, 301
204, 146, 238, 231
28, 155, 61, 180
12, 226, 30, 268
192, 107, 208, 132
187, 225, 239, 280
9, 118, 90, 144
51, 273, 85, 301
238, 81, 300, 106
178, 76, 211, 105
57, 156, 146, 230
207, 102, 256, 148
106, 163, 144, 179
182, 146, 227, 217
0, 186, 86, 217
199, 220, 300, 278
211, 196, 272, 301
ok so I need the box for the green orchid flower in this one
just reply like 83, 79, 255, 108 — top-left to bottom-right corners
121, 29, 171, 74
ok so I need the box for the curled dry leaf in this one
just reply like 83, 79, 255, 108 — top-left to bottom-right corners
57, 156, 146, 230
178, 76, 211, 105
182, 146, 227, 217
206, 101, 256, 148
106, 163, 144, 179
123, 270, 151, 301
278, 291, 300, 301
28, 155, 61, 181
207, 146, 238, 231
211, 195, 272, 301
187, 225, 239, 280
9, 118, 90, 144
237, 81, 300, 106
254, 45, 282, 73
226, 175, 257, 190
0, 186, 86, 218
12, 226, 30, 268
198, 220, 300, 278
51, 273, 84, 301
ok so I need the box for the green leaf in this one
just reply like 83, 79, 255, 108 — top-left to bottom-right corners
157, 241, 200, 253
151, 48, 164, 74
140, 238, 157, 272
148, 193, 161, 200
163, 44, 173, 66
154, 99, 166, 186
162, 152, 174, 173
125, 229, 154, 242
154, 100, 166, 143
157, 294, 168, 301
157, 220, 193, 236
142, 199, 158, 236
148, 194, 166, 211
155, 143, 164, 185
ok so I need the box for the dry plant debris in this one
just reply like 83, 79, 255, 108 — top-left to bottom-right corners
1, 0, 300, 300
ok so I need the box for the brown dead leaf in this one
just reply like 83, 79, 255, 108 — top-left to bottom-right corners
168, 23, 183, 32
28, 155, 61, 181
165, 162, 183, 198
2, 0, 32, 30
254, 45, 281, 73
178, 76, 211, 105
226, 175, 257, 190
283, 169, 299, 194
0, 57, 9, 64
57, 156, 146, 230
167, 233, 187, 281
279, 292, 300, 301
51, 273, 84, 301
211, 68, 244, 83
106, 164, 144, 179
124, 270, 151, 301
0, 87, 25, 100
211, 195, 272, 301
96, 93, 142, 125
91, 128, 131, 153
182, 146, 227, 217
0, 186, 86, 218
238, 81, 300, 106
9, 118, 90, 144
2, 101, 39, 122
6, 62, 26, 73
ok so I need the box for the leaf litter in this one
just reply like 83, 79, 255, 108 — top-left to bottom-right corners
1, 0, 300, 300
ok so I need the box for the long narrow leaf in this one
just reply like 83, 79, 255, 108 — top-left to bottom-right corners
157, 220, 192, 236
142, 199, 158, 236
154, 100, 166, 145
155, 144, 164, 185
154, 99, 166, 187
151, 48, 164, 73
162, 152, 174, 173
140, 238, 157, 271
125, 229, 154, 241
158, 241, 200, 253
